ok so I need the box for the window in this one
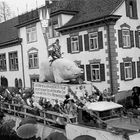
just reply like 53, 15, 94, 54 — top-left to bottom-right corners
0, 53, 6, 71
129, 2, 133, 17
126, 0, 138, 19
89, 32, 98, 50
139, 31, 140, 47
48, 17, 60, 38
124, 62, 132, 80
122, 30, 130, 48
29, 53, 38, 69
9, 52, 18, 71
91, 64, 100, 81
30, 75, 39, 88
26, 24, 37, 43
71, 36, 79, 53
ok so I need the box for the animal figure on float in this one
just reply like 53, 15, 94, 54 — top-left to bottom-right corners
39, 57, 83, 83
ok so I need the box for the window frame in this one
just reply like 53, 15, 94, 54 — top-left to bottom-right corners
88, 32, 98, 50
0, 53, 7, 71
122, 29, 131, 48
138, 31, 140, 47
9, 51, 18, 71
71, 36, 79, 53
28, 52, 39, 69
124, 62, 132, 80
26, 24, 37, 43
30, 75, 39, 88
90, 63, 100, 82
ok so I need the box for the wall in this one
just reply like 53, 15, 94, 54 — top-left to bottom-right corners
48, 26, 111, 92
113, 0, 140, 91
19, 21, 48, 88
0, 45, 23, 87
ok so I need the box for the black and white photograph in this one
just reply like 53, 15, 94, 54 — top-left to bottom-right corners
0, 0, 140, 139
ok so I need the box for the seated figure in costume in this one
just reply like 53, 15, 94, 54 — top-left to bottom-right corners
48, 39, 62, 63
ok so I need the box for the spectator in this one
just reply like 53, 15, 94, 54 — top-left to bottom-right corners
63, 94, 70, 106
132, 87, 140, 108
53, 100, 60, 113
65, 99, 77, 116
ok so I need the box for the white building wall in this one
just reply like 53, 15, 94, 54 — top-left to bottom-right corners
0, 45, 23, 87
113, 0, 140, 91
19, 21, 48, 88
48, 27, 110, 92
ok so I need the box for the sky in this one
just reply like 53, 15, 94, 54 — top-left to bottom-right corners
0, 0, 46, 16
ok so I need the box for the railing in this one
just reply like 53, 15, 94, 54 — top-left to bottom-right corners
0, 101, 77, 128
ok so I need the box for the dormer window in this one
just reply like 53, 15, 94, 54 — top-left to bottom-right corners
126, 0, 138, 19
48, 16, 60, 38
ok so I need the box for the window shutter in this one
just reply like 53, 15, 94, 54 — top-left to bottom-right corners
84, 34, 89, 51
79, 35, 83, 52
98, 31, 103, 49
132, 62, 136, 79
86, 64, 91, 81
133, 1, 138, 18
135, 31, 139, 48
80, 65, 85, 81
120, 63, 125, 80
100, 64, 105, 81
137, 61, 140, 78
67, 38, 71, 53
125, 0, 130, 17
118, 30, 123, 48
130, 30, 134, 47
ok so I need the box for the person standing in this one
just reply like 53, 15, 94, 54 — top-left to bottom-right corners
132, 87, 140, 108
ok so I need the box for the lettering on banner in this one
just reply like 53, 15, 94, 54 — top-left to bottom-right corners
34, 82, 68, 102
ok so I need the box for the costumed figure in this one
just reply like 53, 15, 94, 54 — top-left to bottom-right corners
48, 39, 62, 63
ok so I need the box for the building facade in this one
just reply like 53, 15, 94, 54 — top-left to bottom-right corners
0, 0, 140, 94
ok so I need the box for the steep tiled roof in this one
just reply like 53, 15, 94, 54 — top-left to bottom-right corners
52, 0, 124, 29
0, 17, 19, 46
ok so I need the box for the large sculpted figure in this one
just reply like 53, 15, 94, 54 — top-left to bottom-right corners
39, 58, 83, 83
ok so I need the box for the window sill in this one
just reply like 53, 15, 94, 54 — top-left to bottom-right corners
122, 46, 132, 49
71, 51, 80, 54
89, 48, 100, 52
27, 40, 37, 44
9, 69, 19, 71
128, 16, 138, 20
124, 78, 133, 81
91, 80, 101, 82
29, 67, 39, 69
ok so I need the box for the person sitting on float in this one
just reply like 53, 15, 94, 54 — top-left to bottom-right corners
48, 39, 62, 63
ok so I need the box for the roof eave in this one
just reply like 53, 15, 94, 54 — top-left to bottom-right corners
50, 10, 78, 17
57, 15, 121, 32
0, 38, 22, 48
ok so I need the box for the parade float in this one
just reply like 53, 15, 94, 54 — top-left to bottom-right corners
0, 57, 140, 140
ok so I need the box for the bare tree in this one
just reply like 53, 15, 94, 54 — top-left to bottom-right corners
0, 1, 12, 22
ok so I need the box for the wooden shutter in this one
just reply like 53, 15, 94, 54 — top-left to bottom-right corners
80, 65, 85, 81
120, 63, 125, 80
67, 38, 71, 53
130, 30, 134, 47
132, 62, 136, 79
133, 0, 138, 18
137, 61, 140, 78
79, 35, 83, 52
118, 30, 123, 48
98, 31, 103, 49
135, 31, 139, 48
84, 34, 89, 51
100, 64, 105, 81
125, 0, 130, 17
86, 64, 91, 81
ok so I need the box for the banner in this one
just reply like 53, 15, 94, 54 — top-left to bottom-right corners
34, 82, 68, 102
